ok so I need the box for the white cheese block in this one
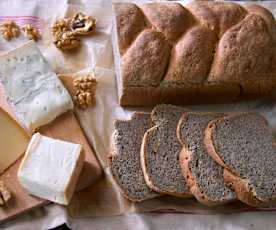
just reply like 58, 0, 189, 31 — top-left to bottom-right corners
0, 108, 30, 173
17, 133, 85, 205
0, 41, 73, 133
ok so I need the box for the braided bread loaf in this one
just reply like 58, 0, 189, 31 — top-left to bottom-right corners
113, 1, 276, 106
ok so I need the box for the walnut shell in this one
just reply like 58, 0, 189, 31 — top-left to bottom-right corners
70, 12, 96, 35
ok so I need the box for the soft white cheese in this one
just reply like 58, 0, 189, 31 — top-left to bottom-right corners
17, 133, 84, 205
0, 41, 73, 133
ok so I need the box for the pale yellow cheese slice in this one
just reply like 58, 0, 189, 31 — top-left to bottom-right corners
0, 108, 30, 173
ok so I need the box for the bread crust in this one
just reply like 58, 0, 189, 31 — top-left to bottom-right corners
204, 116, 276, 207
204, 119, 231, 169
109, 113, 160, 202
108, 153, 159, 202
114, 2, 276, 107
119, 80, 276, 106
141, 126, 192, 198
223, 168, 266, 207
179, 147, 226, 206
177, 113, 236, 206
113, 3, 147, 55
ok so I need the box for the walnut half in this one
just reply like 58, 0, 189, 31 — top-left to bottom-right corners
53, 30, 80, 50
0, 180, 12, 206
73, 74, 97, 109
51, 18, 70, 35
71, 13, 96, 35
22, 24, 41, 41
0, 21, 20, 40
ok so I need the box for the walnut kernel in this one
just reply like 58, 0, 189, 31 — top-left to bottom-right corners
75, 91, 94, 109
0, 21, 20, 40
0, 180, 12, 206
22, 24, 41, 41
73, 75, 97, 91
73, 74, 97, 109
51, 18, 70, 35
53, 30, 80, 50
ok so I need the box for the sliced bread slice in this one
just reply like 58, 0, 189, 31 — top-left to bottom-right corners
109, 112, 159, 202
141, 104, 191, 197
177, 112, 236, 206
204, 112, 276, 207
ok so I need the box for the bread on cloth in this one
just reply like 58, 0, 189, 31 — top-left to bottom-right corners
177, 112, 236, 206
204, 112, 276, 207
141, 104, 192, 197
109, 112, 159, 202
113, 2, 276, 106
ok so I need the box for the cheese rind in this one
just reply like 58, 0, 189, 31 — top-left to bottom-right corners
0, 108, 30, 173
0, 41, 73, 133
17, 133, 84, 205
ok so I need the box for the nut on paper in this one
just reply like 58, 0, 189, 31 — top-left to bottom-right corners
0, 21, 20, 40
73, 74, 97, 109
53, 30, 80, 50
52, 13, 97, 51
22, 24, 41, 41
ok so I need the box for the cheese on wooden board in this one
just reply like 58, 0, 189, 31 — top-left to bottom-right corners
17, 133, 84, 205
0, 108, 30, 173
0, 41, 73, 133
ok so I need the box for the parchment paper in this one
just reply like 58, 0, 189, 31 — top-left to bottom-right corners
2, 0, 276, 229
68, 0, 276, 218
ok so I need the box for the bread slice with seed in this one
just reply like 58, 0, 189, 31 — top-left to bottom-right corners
204, 112, 276, 207
177, 112, 236, 206
109, 112, 159, 202
141, 104, 191, 197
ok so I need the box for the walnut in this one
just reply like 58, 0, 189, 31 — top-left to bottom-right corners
52, 18, 80, 50
71, 13, 96, 35
73, 74, 97, 109
73, 75, 97, 90
22, 24, 41, 41
53, 30, 80, 50
75, 91, 94, 109
51, 18, 70, 35
0, 181, 12, 206
0, 21, 20, 40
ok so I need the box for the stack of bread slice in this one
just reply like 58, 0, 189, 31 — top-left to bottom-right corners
109, 104, 276, 207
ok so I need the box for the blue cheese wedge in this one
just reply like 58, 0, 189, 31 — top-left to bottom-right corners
17, 133, 85, 205
0, 41, 73, 133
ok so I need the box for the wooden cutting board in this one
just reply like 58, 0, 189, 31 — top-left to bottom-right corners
0, 86, 102, 224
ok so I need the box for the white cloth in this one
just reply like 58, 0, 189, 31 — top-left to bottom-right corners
4, 204, 276, 230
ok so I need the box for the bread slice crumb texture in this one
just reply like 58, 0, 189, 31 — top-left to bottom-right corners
205, 112, 276, 206
109, 112, 159, 202
141, 105, 191, 197
178, 112, 236, 206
